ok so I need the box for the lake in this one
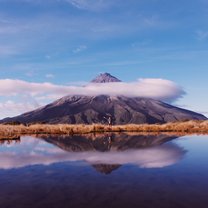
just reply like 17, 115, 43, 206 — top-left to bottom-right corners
0, 133, 208, 208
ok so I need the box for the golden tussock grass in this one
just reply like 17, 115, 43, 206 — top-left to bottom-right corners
0, 120, 208, 139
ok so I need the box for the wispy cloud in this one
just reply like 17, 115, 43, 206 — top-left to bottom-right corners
0, 100, 38, 118
196, 30, 208, 41
66, 0, 114, 11
0, 46, 19, 56
73, 45, 87, 53
45, 73, 55, 79
0, 0, 114, 11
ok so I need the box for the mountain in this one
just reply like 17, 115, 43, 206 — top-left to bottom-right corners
91, 72, 121, 83
0, 73, 206, 124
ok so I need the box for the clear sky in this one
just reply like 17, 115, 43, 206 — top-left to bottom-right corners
0, 0, 208, 118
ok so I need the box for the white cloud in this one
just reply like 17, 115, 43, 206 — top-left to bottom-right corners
45, 73, 54, 78
66, 0, 113, 11
0, 78, 185, 102
196, 30, 208, 41
0, 6, 168, 61
0, 100, 39, 118
73, 45, 87, 53
0, 78, 185, 118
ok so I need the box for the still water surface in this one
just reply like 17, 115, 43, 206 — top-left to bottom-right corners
0, 133, 208, 208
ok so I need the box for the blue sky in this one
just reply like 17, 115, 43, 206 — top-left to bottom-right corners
0, 0, 208, 118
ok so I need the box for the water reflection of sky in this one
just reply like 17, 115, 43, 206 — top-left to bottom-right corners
0, 135, 187, 170
1, 135, 208, 208
174, 135, 208, 167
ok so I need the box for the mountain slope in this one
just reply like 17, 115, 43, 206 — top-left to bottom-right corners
91, 72, 121, 83
0, 73, 206, 124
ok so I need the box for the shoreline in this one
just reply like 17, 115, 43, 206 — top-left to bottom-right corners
0, 120, 208, 139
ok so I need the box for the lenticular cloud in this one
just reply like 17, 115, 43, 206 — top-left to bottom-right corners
0, 78, 185, 103
85, 78, 185, 102
0, 78, 185, 118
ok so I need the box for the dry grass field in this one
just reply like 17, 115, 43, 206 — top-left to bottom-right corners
0, 120, 208, 139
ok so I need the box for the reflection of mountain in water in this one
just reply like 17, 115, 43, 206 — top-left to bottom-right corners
0, 134, 186, 172
92, 164, 121, 174
40, 133, 185, 174
0, 138, 20, 145
42, 133, 177, 152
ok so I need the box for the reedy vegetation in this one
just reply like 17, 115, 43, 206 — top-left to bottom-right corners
0, 120, 208, 139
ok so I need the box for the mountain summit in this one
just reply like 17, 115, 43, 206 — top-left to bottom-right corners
0, 73, 206, 124
91, 73, 121, 83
